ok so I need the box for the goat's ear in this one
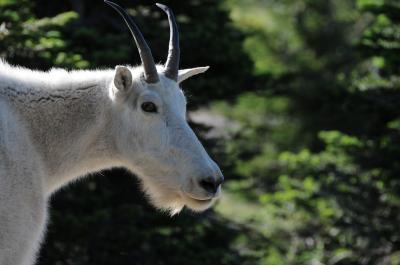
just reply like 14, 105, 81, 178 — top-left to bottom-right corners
114, 65, 133, 92
177, 66, 209, 84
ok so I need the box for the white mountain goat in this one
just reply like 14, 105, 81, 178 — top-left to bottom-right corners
0, 1, 224, 264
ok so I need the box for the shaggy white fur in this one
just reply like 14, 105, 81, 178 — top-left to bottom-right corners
0, 60, 222, 265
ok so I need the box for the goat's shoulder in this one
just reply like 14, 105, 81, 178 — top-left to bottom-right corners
0, 97, 44, 178
0, 98, 30, 151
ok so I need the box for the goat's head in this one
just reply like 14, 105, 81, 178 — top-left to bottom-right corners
105, 1, 223, 214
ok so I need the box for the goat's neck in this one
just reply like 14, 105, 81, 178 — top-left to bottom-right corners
3, 74, 122, 194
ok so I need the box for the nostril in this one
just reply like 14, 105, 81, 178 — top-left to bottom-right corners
216, 175, 224, 187
199, 177, 218, 194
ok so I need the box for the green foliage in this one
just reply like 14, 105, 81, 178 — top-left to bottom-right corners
1, 0, 253, 106
215, 0, 400, 264
0, 1, 88, 69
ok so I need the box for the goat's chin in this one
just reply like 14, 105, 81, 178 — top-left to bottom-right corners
139, 180, 182, 215
144, 189, 184, 216
150, 196, 186, 216
140, 180, 214, 215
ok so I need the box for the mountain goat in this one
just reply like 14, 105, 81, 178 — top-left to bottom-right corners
0, 1, 224, 264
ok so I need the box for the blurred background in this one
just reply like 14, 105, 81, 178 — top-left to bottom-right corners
1, 0, 399, 264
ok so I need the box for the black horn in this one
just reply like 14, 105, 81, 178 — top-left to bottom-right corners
105, 0, 159, 83
156, 3, 180, 81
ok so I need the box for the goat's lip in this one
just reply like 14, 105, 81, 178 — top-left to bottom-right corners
188, 197, 213, 203
180, 190, 214, 202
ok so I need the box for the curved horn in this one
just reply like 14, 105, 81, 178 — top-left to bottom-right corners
156, 3, 180, 81
105, 0, 159, 83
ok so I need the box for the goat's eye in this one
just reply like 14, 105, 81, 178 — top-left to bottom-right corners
141, 102, 157, 113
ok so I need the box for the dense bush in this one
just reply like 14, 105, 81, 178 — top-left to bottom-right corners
217, 0, 400, 264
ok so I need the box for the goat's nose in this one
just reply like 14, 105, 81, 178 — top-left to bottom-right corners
198, 175, 224, 194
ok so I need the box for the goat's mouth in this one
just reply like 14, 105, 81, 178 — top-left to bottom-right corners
187, 196, 213, 203
180, 191, 215, 211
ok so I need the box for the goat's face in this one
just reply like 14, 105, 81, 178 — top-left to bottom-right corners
110, 66, 223, 214
105, 1, 223, 214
